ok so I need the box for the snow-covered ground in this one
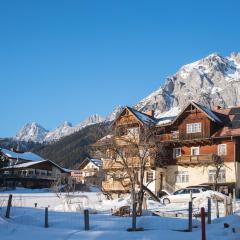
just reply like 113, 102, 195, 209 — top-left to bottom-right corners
0, 188, 240, 240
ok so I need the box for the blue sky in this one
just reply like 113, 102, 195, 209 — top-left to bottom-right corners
0, 0, 240, 137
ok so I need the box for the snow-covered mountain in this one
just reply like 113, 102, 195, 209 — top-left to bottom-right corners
135, 52, 240, 118
106, 106, 124, 122
15, 114, 105, 143
75, 114, 105, 131
44, 121, 73, 142
15, 122, 49, 142
14, 52, 240, 143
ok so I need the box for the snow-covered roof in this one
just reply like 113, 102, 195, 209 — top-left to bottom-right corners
1, 148, 43, 162
2, 159, 68, 173
127, 107, 157, 125
193, 102, 222, 123
79, 157, 102, 169
3, 160, 45, 169
155, 107, 181, 126
172, 101, 223, 124
90, 159, 102, 167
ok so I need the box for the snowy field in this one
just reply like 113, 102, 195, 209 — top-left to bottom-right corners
0, 188, 240, 240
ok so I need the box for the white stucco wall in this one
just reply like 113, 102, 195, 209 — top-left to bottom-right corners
164, 162, 237, 190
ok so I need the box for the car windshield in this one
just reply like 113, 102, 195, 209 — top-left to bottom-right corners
173, 189, 186, 195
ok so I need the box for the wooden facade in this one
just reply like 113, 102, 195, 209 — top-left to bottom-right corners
98, 102, 240, 196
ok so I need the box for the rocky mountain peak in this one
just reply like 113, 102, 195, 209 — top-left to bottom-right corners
135, 52, 240, 118
15, 122, 49, 142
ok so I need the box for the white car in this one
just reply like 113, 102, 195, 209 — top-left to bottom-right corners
161, 187, 208, 205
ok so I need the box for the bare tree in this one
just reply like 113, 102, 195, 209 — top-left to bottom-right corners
96, 120, 161, 230
212, 154, 225, 191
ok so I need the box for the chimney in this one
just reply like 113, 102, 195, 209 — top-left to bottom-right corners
145, 109, 155, 117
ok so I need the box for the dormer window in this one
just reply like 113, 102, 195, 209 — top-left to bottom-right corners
186, 123, 201, 133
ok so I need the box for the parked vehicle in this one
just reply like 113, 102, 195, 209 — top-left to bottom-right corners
161, 187, 208, 204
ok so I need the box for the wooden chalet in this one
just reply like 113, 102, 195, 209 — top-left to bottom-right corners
0, 148, 69, 188
155, 101, 240, 195
95, 107, 161, 197
96, 102, 240, 197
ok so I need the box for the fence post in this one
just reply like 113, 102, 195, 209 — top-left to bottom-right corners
216, 200, 219, 218
84, 209, 90, 230
233, 189, 236, 213
224, 197, 227, 216
5, 194, 13, 218
229, 194, 233, 215
201, 207, 206, 240
207, 198, 211, 224
188, 201, 192, 232
132, 202, 137, 231
45, 207, 48, 228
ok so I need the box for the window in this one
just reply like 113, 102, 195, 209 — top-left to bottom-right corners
173, 148, 181, 158
186, 123, 202, 133
175, 171, 189, 183
146, 171, 154, 182
191, 147, 199, 156
218, 144, 227, 156
191, 188, 200, 193
208, 169, 226, 183
174, 189, 188, 195
127, 127, 139, 138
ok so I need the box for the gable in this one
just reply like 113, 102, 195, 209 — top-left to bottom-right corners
173, 102, 222, 126
113, 108, 143, 126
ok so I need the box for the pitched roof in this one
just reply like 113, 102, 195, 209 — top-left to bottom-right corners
2, 159, 69, 173
79, 157, 102, 169
113, 106, 157, 126
3, 160, 46, 169
1, 148, 43, 162
212, 107, 240, 138
172, 101, 222, 124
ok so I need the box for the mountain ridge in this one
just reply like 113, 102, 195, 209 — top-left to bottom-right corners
135, 52, 240, 118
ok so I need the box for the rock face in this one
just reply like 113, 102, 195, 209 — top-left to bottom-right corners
13, 52, 240, 142
44, 121, 73, 142
135, 52, 240, 117
15, 122, 49, 142
75, 114, 105, 131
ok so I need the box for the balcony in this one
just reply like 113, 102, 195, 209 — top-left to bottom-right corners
176, 154, 214, 164
102, 180, 130, 192
103, 157, 154, 170
1, 172, 57, 181
156, 131, 179, 142
115, 135, 139, 145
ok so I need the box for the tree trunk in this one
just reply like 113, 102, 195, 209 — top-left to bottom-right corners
131, 184, 137, 231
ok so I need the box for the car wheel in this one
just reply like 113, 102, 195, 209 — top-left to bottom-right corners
163, 198, 170, 205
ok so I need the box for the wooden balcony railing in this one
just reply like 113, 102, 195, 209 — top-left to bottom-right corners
156, 131, 211, 142
156, 132, 179, 141
179, 132, 210, 140
102, 180, 130, 192
103, 157, 154, 170
176, 154, 214, 164
115, 136, 139, 145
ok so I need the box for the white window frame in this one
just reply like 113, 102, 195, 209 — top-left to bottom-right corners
186, 122, 202, 134
208, 169, 226, 183
191, 147, 199, 156
173, 148, 181, 158
218, 144, 227, 156
175, 171, 189, 183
